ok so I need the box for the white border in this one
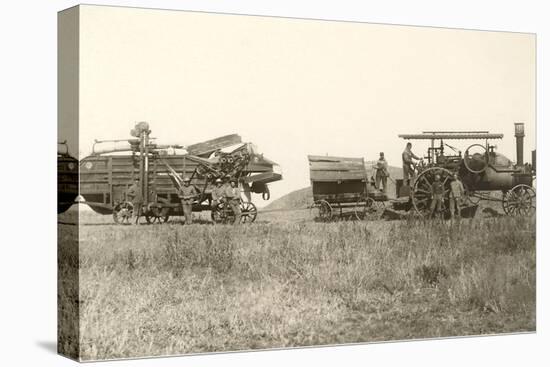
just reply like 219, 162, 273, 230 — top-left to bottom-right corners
1, 1, 547, 366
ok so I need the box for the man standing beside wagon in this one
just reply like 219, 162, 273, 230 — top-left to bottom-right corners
375, 152, 389, 193
178, 177, 198, 225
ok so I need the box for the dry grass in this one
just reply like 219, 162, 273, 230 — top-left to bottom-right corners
58, 213, 535, 361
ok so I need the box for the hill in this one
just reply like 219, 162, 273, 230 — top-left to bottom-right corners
264, 187, 313, 211
264, 165, 402, 211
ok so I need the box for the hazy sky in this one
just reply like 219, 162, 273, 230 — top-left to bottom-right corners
64, 5, 536, 205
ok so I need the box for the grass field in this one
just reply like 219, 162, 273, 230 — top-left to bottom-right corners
58, 208, 536, 361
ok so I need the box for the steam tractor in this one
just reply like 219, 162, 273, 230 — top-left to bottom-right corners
76, 122, 282, 224
396, 123, 535, 217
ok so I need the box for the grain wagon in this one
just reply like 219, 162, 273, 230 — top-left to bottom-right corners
308, 155, 387, 221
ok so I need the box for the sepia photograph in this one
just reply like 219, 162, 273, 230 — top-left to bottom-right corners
57, 4, 536, 361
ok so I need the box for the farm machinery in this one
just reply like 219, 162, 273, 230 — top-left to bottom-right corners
308, 123, 535, 221
308, 155, 387, 221
75, 122, 282, 224
396, 123, 536, 217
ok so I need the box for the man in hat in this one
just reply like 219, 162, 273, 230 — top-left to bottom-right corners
375, 152, 389, 193
449, 173, 465, 219
224, 178, 242, 224
402, 142, 420, 186
211, 178, 225, 210
429, 174, 445, 218
178, 177, 198, 225
126, 177, 142, 223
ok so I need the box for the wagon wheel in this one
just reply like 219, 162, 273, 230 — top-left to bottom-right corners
240, 201, 258, 223
113, 201, 134, 224
370, 200, 387, 220
312, 200, 333, 222
464, 144, 488, 174
412, 167, 453, 217
145, 207, 170, 224
502, 184, 536, 216
353, 197, 369, 220
354, 197, 383, 221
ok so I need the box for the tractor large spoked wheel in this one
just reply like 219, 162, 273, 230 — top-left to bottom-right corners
240, 201, 258, 223
502, 184, 536, 216
412, 167, 453, 216
113, 201, 134, 224
145, 207, 170, 224
312, 200, 333, 222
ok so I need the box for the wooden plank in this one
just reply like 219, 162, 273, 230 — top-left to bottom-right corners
310, 170, 367, 181
310, 162, 365, 171
186, 134, 242, 156
308, 155, 364, 163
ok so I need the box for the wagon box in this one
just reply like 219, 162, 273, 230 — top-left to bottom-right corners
308, 155, 386, 221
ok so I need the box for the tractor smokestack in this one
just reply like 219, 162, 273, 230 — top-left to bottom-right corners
514, 123, 525, 166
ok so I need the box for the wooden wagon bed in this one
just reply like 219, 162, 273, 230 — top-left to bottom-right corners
308, 155, 386, 221
308, 155, 368, 203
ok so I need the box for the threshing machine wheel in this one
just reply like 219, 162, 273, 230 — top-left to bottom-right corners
502, 184, 536, 216
211, 201, 257, 224
113, 201, 134, 224
311, 200, 332, 222
211, 202, 228, 224
144, 207, 170, 224
240, 201, 258, 223
412, 167, 453, 216
464, 144, 488, 174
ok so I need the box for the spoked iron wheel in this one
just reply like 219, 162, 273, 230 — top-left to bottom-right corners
502, 184, 536, 216
211, 202, 238, 224
412, 167, 453, 217
145, 207, 170, 224
353, 197, 369, 220
354, 197, 384, 221
240, 201, 258, 223
211, 202, 228, 224
311, 200, 333, 222
113, 201, 134, 224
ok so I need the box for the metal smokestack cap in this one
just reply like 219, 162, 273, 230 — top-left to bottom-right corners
514, 123, 525, 137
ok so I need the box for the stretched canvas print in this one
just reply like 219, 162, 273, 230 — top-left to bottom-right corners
58, 4, 536, 361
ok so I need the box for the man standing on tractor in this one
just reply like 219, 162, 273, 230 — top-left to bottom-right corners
126, 177, 142, 224
449, 173, 465, 219
430, 174, 445, 218
178, 177, 198, 225
375, 152, 389, 193
402, 142, 420, 186
224, 178, 242, 224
